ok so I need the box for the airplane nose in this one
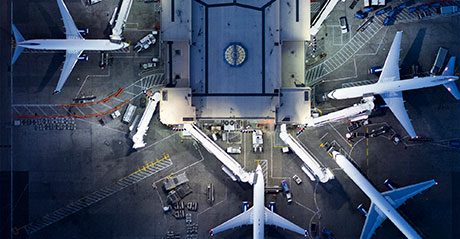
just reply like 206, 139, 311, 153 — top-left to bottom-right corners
256, 164, 262, 172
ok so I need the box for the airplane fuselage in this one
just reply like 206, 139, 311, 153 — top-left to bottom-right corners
17, 39, 127, 51
328, 75, 459, 100
333, 152, 421, 239
253, 168, 265, 239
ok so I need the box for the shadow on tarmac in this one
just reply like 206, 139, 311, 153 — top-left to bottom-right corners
36, 54, 64, 93
400, 28, 427, 76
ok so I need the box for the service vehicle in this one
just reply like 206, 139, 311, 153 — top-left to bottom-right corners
368, 66, 382, 74
281, 180, 292, 203
357, 204, 368, 216
441, 6, 458, 14
362, 7, 374, 13
226, 146, 242, 154
77, 54, 88, 61
134, 30, 158, 53
78, 28, 89, 35
339, 16, 349, 33
369, 126, 389, 137
110, 110, 121, 119
242, 201, 249, 212
292, 175, 302, 185
122, 104, 137, 124
252, 130, 264, 152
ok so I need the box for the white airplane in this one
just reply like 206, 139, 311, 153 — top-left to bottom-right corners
210, 165, 308, 238
11, 0, 129, 94
331, 150, 436, 239
327, 31, 459, 138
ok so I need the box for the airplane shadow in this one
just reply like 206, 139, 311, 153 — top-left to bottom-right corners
36, 53, 64, 93
317, 177, 353, 211
400, 28, 427, 77
36, 3, 64, 38
35, 53, 65, 93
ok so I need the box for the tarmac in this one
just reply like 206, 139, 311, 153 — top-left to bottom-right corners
1, 0, 460, 239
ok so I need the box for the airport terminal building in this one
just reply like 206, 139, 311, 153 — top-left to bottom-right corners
159, 0, 312, 125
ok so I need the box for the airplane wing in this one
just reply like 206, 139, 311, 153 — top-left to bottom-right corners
360, 203, 388, 239
264, 207, 307, 236
210, 207, 253, 235
382, 179, 437, 209
55, 50, 83, 93
56, 0, 83, 39
378, 31, 402, 83
381, 91, 416, 138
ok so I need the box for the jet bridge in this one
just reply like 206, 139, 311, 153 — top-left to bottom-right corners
307, 97, 375, 127
279, 124, 334, 183
110, 0, 134, 42
184, 124, 254, 185
132, 92, 160, 149
310, 0, 341, 36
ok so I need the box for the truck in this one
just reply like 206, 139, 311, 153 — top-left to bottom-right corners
122, 103, 137, 124
281, 180, 292, 203
252, 130, 263, 152
226, 146, 242, 154
430, 47, 448, 75
134, 30, 158, 53
441, 6, 458, 14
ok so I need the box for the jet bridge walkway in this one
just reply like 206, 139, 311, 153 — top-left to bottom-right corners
184, 124, 254, 185
110, 0, 134, 42
307, 97, 375, 127
280, 124, 334, 183
132, 92, 161, 149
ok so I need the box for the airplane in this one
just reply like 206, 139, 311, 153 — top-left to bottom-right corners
11, 0, 129, 94
331, 149, 436, 239
327, 31, 459, 138
209, 165, 308, 238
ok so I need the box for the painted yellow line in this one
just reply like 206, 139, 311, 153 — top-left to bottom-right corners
119, 153, 170, 180
272, 132, 285, 148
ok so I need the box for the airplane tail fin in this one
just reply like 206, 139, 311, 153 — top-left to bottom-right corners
442, 56, 455, 76
443, 82, 460, 100
11, 24, 25, 65
441, 57, 460, 100
360, 180, 436, 239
